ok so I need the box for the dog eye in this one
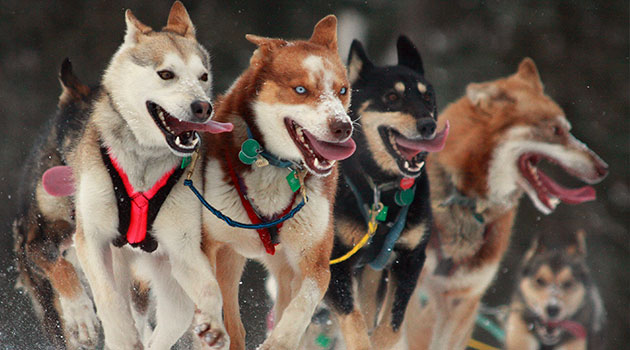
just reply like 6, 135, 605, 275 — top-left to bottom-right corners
535, 277, 548, 288
157, 70, 175, 80
386, 93, 399, 102
340, 87, 347, 95
553, 125, 564, 136
200, 73, 208, 82
424, 92, 432, 103
561, 280, 575, 290
294, 86, 307, 95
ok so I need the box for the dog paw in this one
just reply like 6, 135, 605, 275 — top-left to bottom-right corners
193, 322, 228, 349
59, 293, 100, 349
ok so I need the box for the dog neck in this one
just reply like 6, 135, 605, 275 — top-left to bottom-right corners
93, 91, 180, 192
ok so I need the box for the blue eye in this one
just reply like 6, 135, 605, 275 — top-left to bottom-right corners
340, 87, 347, 95
294, 86, 307, 94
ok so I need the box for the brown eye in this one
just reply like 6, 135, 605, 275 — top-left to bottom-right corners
561, 280, 575, 290
387, 93, 399, 102
535, 277, 548, 288
553, 125, 564, 136
424, 93, 432, 103
158, 70, 174, 80
200, 73, 208, 82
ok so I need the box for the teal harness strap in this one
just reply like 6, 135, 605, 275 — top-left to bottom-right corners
368, 187, 414, 271
342, 173, 415, 270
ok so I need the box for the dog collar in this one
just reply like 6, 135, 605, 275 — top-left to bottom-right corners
100, 146, 185, 253
239, 126, 298, 169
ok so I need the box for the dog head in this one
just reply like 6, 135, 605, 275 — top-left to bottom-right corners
518, 230, 591, 344
436, 58, 608, 213
102, 1, 232, 157
347, 36, 448, 178
245, 15, 356, 176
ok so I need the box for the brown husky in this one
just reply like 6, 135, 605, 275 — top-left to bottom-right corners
505, 230, 605, 350
404, 58, 608, 349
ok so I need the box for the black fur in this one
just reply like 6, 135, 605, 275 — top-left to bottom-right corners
325, 36, 436, 335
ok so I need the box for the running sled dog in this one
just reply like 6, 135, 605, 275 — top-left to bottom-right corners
200, 15, 356, 350
322, 36, 448, 350
15, 2, 234, 349
405, 58, 608, 349
505, 230, 605, 350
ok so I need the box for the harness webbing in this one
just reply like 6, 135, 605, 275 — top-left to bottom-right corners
100, 146, 184, 253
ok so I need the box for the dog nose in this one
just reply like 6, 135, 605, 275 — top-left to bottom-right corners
546, 305, 560, 318
417, 118, 437, 138
330, 119, 352, 139
191, 100, 212, 122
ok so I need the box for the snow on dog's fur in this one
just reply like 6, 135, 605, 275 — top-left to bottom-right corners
201, 15, 355, 350
69, 3, 232, 349
404, 58, 608, 350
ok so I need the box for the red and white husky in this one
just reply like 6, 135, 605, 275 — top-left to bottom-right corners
200, 15, 356, 350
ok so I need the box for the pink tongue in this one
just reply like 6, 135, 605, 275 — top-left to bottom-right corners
167, 117, 233, 135
395, 120, 450, 158
538, 170, 596, 204
303, 131, 356, 161
42, 166, 75, 197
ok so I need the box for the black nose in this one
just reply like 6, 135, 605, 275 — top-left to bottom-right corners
191, 100, 213, 122
329, 119, 352, 139
546, 305, 560, 318
417, 118, 436, 138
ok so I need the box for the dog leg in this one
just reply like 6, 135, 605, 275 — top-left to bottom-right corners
212, 244, 247, 350
357, 266, 386, 330
427, 290, 481, 350
404, 288, 433, 350
326, 244, 371, 350
74, 227, 142, 350
25, 219, 100, 349
144, 255, 196, 350
504, 310, 539, 350
371, 245, 426, 350
165, 240, 228, 349
260, 238, 332, 350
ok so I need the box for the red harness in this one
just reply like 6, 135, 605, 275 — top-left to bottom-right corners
224, 152, 298, 255
101, 147, 184, 252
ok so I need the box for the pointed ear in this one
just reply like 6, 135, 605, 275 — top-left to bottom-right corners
124, 9, 152, 44
575, 229, 587, 256
466, 82, 500, 109
397, 35, 424, 74
347, 40, 372, 84
515, 57, 543, 92
163, 1, 195, 39
523, 236, 542, 264
245, 34, 288, 49
309, 15, 338, 50
58, 58, 90, 108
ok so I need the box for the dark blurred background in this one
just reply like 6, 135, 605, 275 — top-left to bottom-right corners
0, 1, 627, 349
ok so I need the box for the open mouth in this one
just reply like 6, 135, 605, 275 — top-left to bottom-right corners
284, 118, 356, 175
378, 121, 449, 177
536, 323, 562, 345
518, 153, 596, 213
146, 101, 233, 155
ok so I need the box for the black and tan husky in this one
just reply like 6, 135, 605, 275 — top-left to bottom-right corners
505, 230, 605, 350
321, 36, 448, 350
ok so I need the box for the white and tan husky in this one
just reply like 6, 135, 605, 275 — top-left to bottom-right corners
69, 2, 232, 349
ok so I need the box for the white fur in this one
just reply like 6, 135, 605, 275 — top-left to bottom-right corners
487, 124, 602, 214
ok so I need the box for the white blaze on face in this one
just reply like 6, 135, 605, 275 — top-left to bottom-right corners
103, 49, 212, 149
253, 54, 351, 161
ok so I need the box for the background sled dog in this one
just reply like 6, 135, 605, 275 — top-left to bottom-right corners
323, 36, 447, 350
13, 59, 99, 349
505, 230, 605, 350
201, 15, 355, 350
404, 58, 608, 350
69, 2, 232, 349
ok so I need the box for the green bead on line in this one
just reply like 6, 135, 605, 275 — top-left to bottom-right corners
241, 139, 261, 158
239, 151, 257, 165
